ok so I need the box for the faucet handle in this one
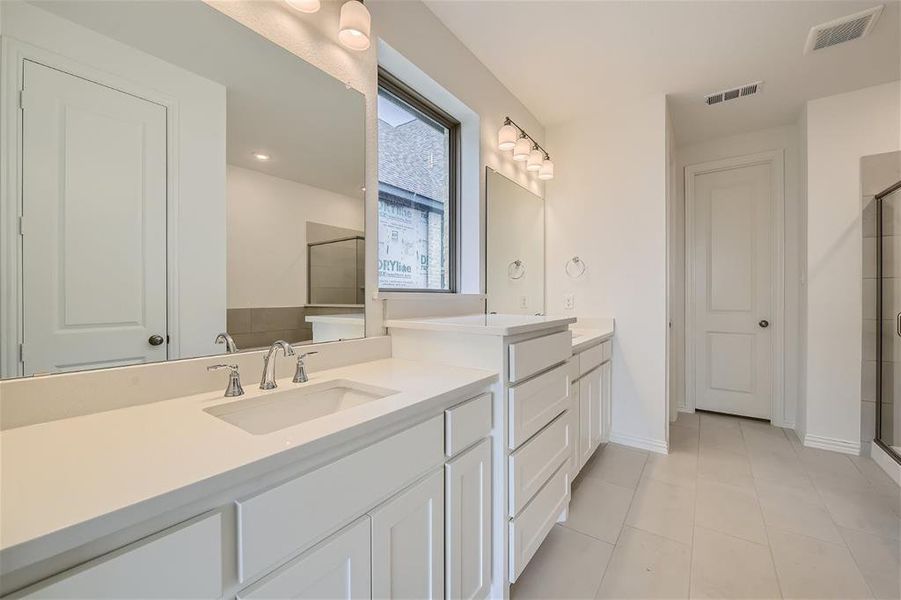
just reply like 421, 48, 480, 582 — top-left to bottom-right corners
208, 364, 244, 397
293, 351, 318, 384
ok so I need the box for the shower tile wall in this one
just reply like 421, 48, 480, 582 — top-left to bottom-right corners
861, 151, 901, 446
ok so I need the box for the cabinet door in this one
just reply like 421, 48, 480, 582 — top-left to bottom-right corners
371, 470, 444, 600
570, 380, 581, 473
237, 517, 371, 600
586, 367, 604, 450
446, 438, 491, 600
600, 361, 613, 444
577, 376, 594, 469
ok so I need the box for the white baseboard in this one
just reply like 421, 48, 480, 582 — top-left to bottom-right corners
610, 431, 669, 455
803, 433, 861, 455
869, 442, 901, 486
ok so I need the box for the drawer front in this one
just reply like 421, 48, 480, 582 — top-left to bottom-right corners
601, 339, 612, 362
508, 412, 572, 517
21, 513, 222, 599
236, 415, 444, 583
237, 517, 371, 600
508, 465, 570, 582
577, 344, 605, 378
445, 393, 492, 457
508, 331, 572, 383
508, 363, 570, 450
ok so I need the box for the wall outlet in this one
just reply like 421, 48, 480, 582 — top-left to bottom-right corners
564, 294, 575, 310
519, 296, 528, 309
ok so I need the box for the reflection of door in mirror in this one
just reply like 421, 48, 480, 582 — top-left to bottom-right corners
0, 0, 366, 379
486, 169, 545, 315
21, 61, 168, 376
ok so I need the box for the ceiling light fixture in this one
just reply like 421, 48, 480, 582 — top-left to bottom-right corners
285, 0, 321, 13
497, 116, 555, 180
253, 152, 271, 161
338, 0, 371, 51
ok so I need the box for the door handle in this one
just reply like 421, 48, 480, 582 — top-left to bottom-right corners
897, 312, 901, 337
148, 334, 165, 346
758, 320, 770, 328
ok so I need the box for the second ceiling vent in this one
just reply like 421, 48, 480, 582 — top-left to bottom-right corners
804, 5, 884, 53
705, 81, 763, 106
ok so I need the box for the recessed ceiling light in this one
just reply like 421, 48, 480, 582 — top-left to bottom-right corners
253, 152, 271, 161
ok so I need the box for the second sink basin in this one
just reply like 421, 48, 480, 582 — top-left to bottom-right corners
205, 379, 399, 435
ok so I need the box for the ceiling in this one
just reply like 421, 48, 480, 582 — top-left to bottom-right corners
32, 1, 366, 199
424, 1, 901, 145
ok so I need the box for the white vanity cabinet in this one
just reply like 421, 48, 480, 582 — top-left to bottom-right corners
386, 315, 579, 594
571, 339, 613, 475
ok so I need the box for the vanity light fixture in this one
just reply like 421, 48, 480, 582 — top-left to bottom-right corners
338, 0, 371, 51
498, 120, 518, 151
286, 0, 321, 13
498, 116, 555, 179
253, 152, 271, 161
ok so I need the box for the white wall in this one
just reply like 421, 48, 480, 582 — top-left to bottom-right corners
546, 94, 669, 453
226, 165, 363, 309
1, 1, 226, 362
804, 81, 901, 451
672, 125, 803, 427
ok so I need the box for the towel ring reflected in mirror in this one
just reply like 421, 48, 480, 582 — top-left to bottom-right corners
565, 256, 587, 279
508, 259, 526, 280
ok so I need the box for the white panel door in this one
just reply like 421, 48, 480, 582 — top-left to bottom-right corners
577, 376, 594, 470
237, 517, 371, 600
371, 470, 444, 600
21, 60, 167, 375
445, 438, 491, 600
690, 162, 773, 418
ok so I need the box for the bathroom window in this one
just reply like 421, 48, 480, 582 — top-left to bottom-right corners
377, 69, 459, 292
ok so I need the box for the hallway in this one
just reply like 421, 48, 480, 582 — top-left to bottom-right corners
511, 412, 901, 599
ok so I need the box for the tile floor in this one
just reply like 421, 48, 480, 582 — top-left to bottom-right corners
511, 412, 901, 600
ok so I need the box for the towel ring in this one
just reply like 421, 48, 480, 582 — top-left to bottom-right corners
565, 256, 586, 279
508, 259, 526, 280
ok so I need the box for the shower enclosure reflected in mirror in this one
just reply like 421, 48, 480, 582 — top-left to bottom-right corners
0, 0, 366, 378
485, 168, 545, 315
863, 151, 901, 464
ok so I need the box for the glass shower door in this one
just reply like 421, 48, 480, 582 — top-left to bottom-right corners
877, 181, 901, 460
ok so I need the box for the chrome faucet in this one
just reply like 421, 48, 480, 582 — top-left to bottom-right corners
293, 351, 319, 383
207, 364, 244, 397
260, 340, 295, 390
215, 332, 238, 353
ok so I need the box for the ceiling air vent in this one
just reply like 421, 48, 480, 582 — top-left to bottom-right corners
804, 5, 884, 53
705, 81, 763, 106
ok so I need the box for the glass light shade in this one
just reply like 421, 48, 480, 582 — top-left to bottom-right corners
513, 137, 531, 161
527, 149, 544, 171
498, 124, 517, 151
338, 1, 371, 51
538, 159, 555, 180
286, 0, 320, 13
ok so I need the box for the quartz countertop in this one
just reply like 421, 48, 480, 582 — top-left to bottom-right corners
570, 318, 615, 353
304, 313, 365, 324
0, 358, 496, 570
385, 313, 576, 336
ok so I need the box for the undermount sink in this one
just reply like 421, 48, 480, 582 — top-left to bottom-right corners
205, 379, 399, 435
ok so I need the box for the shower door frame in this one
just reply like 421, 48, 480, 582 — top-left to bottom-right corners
875, 179, 901, 465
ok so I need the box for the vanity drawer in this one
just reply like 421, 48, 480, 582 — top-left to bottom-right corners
19, 512, 222, 599
578, 344, 605, 377
508, 465, 570, 582
508, 412, 572, 517
445, 393, 492, 457
508, 331, 572, 383
236, 415, 444, 583
508, 362, 570, 450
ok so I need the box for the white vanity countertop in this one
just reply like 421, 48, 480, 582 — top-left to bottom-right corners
571, 323, 615, 353
305, 313, 365, 324
0, 358, 496, 567
385, 313, 577, 336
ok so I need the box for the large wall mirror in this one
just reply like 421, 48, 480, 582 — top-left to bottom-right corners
486, 168, 545, 315
0, 1, 366, 378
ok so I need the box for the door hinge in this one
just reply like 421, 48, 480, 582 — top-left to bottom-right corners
18, 90, 25, 110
